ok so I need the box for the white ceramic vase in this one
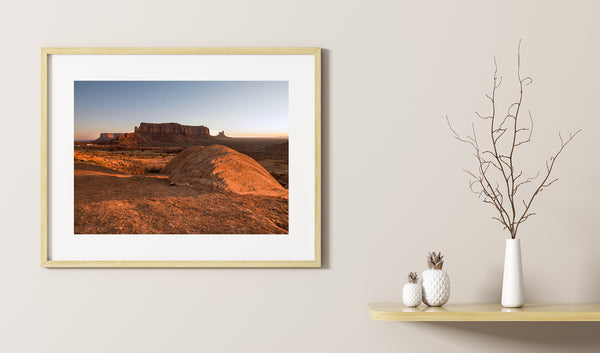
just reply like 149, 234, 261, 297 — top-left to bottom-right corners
421, 269, 450, 307
501, 238, 525, 308
403, 283, 422, 307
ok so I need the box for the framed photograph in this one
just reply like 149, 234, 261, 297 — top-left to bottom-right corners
41, 48, 321, 267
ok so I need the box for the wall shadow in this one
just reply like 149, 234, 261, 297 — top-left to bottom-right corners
320, 48, 330, 269
414, 321, 600, 350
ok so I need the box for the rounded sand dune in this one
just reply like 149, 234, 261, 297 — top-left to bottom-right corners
162, 145, 288, 198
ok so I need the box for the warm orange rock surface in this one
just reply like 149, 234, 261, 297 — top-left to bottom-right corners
164, 145, 288, 199
74, 142, 288, 234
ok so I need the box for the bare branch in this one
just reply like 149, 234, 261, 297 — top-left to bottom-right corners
468, 179, 484, 196
446, 116, 477, 150
507, 102, 520, 116
513, 171, 524, 182
492, 217, 508, 229
513, 171, 540, 195
519, 212, 536, 224
495, 76, 503, 89
475, 111, 493, 120
514, 112, 534, 147
446, 40, 581, 240
493, 128, 507, 144
514, 129, 582, 235
542, 177, 559, 188
498, 155, 512, 169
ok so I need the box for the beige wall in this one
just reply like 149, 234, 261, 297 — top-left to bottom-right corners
1, 0, 599, 351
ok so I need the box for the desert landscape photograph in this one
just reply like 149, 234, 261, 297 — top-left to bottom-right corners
74, 81, 289, 234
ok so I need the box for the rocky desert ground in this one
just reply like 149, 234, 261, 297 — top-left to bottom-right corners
74, 123, 289, 234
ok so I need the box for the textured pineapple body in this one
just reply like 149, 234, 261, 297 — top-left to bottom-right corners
403, 283, 422, 307
421, 269, 450, 307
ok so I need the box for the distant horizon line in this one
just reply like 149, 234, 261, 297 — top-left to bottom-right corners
75, 122, 288, 140
74, 133, 289, 142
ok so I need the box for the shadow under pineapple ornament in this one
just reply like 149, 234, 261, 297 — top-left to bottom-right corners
403, 272, 422, 307
421, 252, 450, 307
446, 41, 581, 308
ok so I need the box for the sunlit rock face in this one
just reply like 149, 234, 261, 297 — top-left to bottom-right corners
134, 122, 211, 143
89, 122, 215, 146
163, 144, 288, 199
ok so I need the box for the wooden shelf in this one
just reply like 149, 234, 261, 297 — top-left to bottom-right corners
368, 303, 600, 321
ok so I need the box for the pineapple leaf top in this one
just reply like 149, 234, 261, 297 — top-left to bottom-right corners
426, 251, 444, 270
408, 272, 418, 284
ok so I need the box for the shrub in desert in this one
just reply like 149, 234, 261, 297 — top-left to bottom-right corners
144, 164, 163, 173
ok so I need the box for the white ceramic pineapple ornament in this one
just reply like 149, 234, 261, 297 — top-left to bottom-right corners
421, 251, 450, 307
403, 272, 422, 307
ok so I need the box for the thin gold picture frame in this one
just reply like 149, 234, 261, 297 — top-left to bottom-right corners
41, 47, 321, 268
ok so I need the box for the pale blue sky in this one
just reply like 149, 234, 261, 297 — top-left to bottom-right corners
74, 81, 289, 140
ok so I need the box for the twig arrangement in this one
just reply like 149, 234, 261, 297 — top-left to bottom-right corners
446, 41, 581, 239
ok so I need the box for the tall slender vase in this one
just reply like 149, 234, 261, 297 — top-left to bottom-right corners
501, 239, 525, 308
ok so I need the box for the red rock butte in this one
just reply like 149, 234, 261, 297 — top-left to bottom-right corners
135, 122, 209, 137
93, 122, 214, 146
163, 145, 288, 199
96, 133, 123, 141
134, 122, 211, 143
